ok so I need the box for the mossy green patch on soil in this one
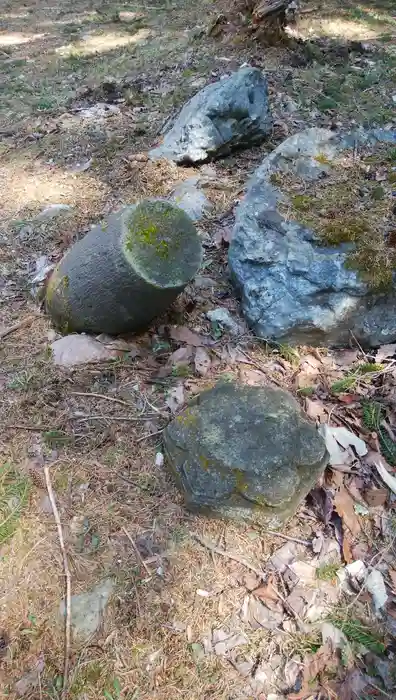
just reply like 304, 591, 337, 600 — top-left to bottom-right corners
278, 143, 396, 289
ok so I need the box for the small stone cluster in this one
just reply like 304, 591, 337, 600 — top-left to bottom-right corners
44, 68, 396, 527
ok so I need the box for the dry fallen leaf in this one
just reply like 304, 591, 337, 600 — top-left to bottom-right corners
334, 485, 361, 536
305, 398, 327, 422
376, 343, 396, 363
194, 346, 211, 376
389, 569, 396, 588
214, 225, 233, 248
332, 349, 359, 367
168, 346, 193, 367
300, 353, 323, 372
318, 424, 367, 467
364, 487, 388, 507
307, 487, 334, 526
252, 576, 279, 604
345, 477, 367, 506
170, 326, 211, 347
289, 560, 317, 586
14, 656, 45, 697
337, 393, 361, 404
288, 640, 339, 700
296, 371, 317, 389
165, 384, 185, 413
351, 541, 369, 561
342, 533, 353, 564
212, 629, 248, 655
332, 427, 367, 457
366, 568, 388, 610
374, 460, 396, 495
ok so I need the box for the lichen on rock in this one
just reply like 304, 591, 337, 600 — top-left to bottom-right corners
122, 200, 200, 287
163, 381, 328, 528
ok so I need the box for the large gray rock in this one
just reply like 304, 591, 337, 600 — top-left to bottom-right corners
163, 382, 327, 528
149, 68, 272, 164
229, 127, 396, 347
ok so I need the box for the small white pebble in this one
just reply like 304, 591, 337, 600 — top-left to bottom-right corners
196, 589, 211, 597
155, 452, 164, 468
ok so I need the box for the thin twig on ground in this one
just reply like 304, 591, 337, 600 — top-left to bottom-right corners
75, 414, 159, 423
192, 533, 266, 581
0, 316, 34, 341
122, 526, 152, 577
6, 424, 52, 431
366, 680, 393, 699
262, 530, 311, 547
43, 465, 71, 700
70, 392, 134, 407
136, 428, 164, 443
236, 348, 283, 386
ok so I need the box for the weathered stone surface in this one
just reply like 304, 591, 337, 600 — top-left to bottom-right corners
37, 203, 72, 220
229, 127, 396, 347
59, 578, 114, 640
169, 177, 213, 221
51, 334, 117, 367
149, 68, 272, 164
46, 200, 202, 335
163, 382, 327, 527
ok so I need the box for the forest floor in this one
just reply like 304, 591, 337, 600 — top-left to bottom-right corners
1, 0, 396, 698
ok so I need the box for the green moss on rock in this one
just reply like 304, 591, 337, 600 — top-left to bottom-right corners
45, 199, 203, 335
278, 143, 396, 290
123, 200, 199, 280
163, 382, 328, 527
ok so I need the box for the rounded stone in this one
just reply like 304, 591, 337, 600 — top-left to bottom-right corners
163, 381, 328, 528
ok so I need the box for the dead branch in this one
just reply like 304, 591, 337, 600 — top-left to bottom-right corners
44, 465, 71, 700
122, 526, 152, 577
192, 533, 266, 580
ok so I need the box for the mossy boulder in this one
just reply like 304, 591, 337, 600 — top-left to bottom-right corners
163, 382, 328, 528
229, 127, 396, 347
46, 200, 203, 334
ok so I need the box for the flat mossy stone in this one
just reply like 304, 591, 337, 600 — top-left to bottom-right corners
163, 382, 328, 528
46, 200, 202, 335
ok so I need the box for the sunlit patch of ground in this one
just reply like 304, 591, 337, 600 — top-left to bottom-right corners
296, 17, 381, 40
56, 28, 152, 57
0, 31, 47, 46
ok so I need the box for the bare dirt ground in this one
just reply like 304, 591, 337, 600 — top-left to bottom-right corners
1, 1, 396, 699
